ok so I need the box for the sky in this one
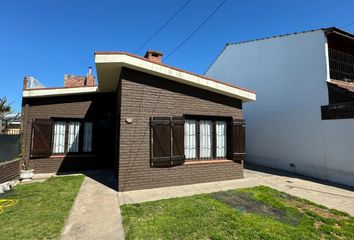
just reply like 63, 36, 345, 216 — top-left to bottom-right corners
1, 0, 354, 112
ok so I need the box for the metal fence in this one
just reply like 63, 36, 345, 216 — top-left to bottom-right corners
329, 48, 354, 82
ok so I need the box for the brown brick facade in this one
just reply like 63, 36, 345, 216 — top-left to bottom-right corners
22, 68, 246, 191
0, 159, 22, 183
22, 93, 116, 173
117, 68, 244, 191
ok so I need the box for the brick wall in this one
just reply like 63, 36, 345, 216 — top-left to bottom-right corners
22, 93, 116, 173
0, 159, 22, 183
64, 74, 96, 87
118, 68, 244, 191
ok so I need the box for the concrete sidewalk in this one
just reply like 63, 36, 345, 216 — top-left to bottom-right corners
118, 167, 354, 216
61, 172, 124, 240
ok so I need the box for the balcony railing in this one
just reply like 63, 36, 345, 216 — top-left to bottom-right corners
329, 48, 354, 82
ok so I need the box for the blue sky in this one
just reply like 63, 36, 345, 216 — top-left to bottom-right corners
1, 0, 354, 112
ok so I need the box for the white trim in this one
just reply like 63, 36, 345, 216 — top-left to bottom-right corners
22, 86, 98, 98
95, 54, 256, 102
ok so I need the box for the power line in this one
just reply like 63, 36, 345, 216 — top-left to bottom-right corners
165, 0, 227, 61
135, 0, 192, 54
341, 21, 354, 28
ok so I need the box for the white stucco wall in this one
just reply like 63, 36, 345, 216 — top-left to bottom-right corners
206, 30, 354, 186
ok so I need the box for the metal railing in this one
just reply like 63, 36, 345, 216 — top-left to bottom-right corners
329, 48, 354, 82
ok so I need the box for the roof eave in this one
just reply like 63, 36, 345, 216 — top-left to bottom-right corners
95, 53, 256, 103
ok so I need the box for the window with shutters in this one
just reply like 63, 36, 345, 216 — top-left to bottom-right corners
30, 119, 94, 158
150, 117, 185, 167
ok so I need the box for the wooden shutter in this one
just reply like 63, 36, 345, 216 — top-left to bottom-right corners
150, 116, 185, 167
151, 117, 171, 167
171, 117, 185, 166
31, 118, 53, 158
229, 119, 245, 163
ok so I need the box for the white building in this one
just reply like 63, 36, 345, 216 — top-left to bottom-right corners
206, 27, 354, 186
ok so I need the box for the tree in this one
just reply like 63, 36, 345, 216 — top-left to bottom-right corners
0, 97, 12, 133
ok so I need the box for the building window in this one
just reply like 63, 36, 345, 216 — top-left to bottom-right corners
216, 121, 227, 158
184, 119, 228, 160
83, 122, 93, 152
68, 122, 80, 152
199, 120, 213, 159
53, 121, 66, 154
52, 120, 93, 154
184, 120, 197, 159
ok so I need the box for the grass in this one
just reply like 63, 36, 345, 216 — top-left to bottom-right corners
0, 175, 84, 240
121, 186, 354, 240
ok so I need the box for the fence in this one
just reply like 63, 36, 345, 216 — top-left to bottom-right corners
1, 128, 21, 135
0, 135, 21, 163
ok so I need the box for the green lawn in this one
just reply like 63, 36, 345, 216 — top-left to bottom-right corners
0, 175, 84, 240
121, 186, 354, 240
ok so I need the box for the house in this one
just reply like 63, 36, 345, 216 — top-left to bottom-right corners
206, 27, 354, 186
21, 50, 256, 191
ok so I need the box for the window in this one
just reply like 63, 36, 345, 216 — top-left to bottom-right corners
53, 121, 66, 154
83, 122, 93, 152
216, 121, 227, 158
184, 120, 196, 159
149, 116, 246, 167
184, 119, 228, 160
52, 120, 93, 154
68, 122, 80, 152
199, 120, 213, 159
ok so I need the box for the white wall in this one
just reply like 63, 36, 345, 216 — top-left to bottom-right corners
206, 30, 354, 186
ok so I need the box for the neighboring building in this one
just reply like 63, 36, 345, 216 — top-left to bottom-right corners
206, 27, 354, 186
21, 50, 256, 191
1, 113, 21, 135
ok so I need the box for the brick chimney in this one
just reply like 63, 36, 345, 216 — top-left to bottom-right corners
64, 67, 96, 87
144, 50, 163, 63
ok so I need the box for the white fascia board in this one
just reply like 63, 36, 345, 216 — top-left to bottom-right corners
95, 54, 256, 102
22, 86, 99, 98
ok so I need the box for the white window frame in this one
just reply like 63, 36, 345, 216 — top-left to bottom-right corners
184, 120, 197, 159
52, 121, 66, 154
216, 121, 227, 158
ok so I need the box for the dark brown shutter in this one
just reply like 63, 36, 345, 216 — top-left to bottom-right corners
229, 119, 245, 163
31, 118, 53, 158
150, 116, 185, 167
150, 117, 171, 167
171, 117, 185, 166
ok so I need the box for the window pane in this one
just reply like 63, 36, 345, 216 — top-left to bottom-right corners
200, 120, 212, 159
184, 120, 196, 159
216, 121, 227, 157
83, 122, 93, 152
53, 121, 66, 154
68, 122, 80, 152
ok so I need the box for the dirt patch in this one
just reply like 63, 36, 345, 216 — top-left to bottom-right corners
283, 196, 348, 221
212, 191, 302, 226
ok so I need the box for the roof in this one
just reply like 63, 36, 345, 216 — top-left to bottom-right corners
95, 52, 256, 102
205, 27, 354, 74
23, 51, 256, 102
23, 86, 98, 98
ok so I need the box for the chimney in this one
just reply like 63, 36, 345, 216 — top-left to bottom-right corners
144, 50, 163, 63
64, 67, 96, 87
85, 67, 96, 86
